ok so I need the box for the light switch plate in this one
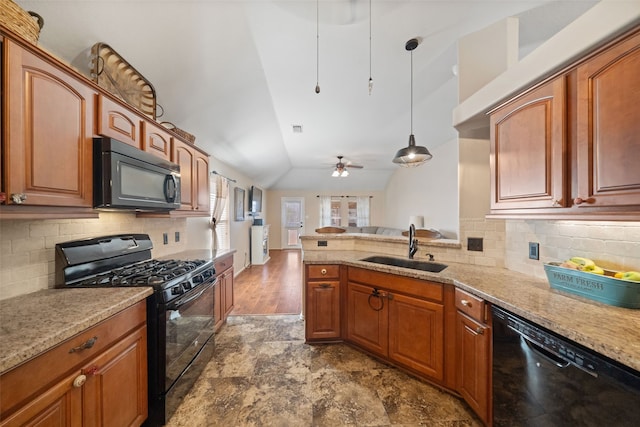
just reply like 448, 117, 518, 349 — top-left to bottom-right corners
529, 242, 539, 260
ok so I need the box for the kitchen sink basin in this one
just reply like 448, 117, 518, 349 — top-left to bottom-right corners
360, 256, 448, 273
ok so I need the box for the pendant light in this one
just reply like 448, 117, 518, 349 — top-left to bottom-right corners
392, 38, 432, 167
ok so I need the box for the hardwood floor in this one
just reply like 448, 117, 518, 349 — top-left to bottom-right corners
231, 249, 302, 315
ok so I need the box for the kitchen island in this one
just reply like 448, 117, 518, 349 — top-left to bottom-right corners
302, 244, 640, 373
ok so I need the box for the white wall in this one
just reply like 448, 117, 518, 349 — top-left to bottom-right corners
383, 139, 459, 239
459, 138, 491, 219
265, 189, 386, 250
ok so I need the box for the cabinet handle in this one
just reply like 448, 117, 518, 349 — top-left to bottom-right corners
69, 336, 98, 353
10, 193, 27, 204
461, 299, 472, 307
73, 374, 87, 388
320, 268, 327, 275
319, 283, 332, 289
475, 327, 485, 335
573, 197, 595, 205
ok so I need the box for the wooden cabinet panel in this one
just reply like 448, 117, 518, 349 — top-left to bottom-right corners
173, 141, 195, 210
388, 293, 444, 380
142, 121, 172, 161
0, 302, 147, 426
456, 311, 491, 425
490, 76, 567, 210
575, 30, 640, 208
195, 152, 210, 213
214, 255, 234, 332
455, 287, 486, 323
4, 39, 94, 208
307, 265, 340, 280
82, 325, 147, 427
346, 282, 388, 356
306, 280, 341, 340
96, 94, 141, 147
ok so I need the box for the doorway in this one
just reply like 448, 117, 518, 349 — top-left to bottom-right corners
281, 197, 305, 249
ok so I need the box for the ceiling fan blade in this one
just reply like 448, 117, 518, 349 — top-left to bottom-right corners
347, 164, 364, 169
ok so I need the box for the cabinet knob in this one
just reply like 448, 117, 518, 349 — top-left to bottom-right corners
320, 268, 327, 275
461, 299, 472, 307
573, 197, 595, 205
319, 283, 332, 289
475, 327, 485, 335
73, 374, 87, 388
10, 193, 27, 204
551, 199, 562, 207
84, 365, 100, 376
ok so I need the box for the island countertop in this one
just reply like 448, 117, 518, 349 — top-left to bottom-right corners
303, 249, 640, 372
0, 287, 152, 374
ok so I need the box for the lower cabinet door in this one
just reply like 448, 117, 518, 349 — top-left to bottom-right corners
346, 282, 388, 356
82, 325, 148, 427
456, 312, 491, 424
306, 280, 341, 340
388, 293, 444, 380
0, 371, 83, 427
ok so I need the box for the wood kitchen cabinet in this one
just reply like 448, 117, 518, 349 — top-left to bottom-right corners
455, 288, 491, 425
173, 139, 210, 215
0, 301, 148, 427
489, 76, 567, 211
2, 38, 95, 210
346, 267, 445, 382
488, 27, 640, 219
141, 121, 172, 161
214, 254, 234, 331
305, 264, 341, 341
574, 29, 640, 208
96, 94, 142, 148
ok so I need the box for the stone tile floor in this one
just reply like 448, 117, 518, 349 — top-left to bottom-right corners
166, 315, 481, 426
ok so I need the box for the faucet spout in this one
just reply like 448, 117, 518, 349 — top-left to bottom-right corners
409, 223, 418, 259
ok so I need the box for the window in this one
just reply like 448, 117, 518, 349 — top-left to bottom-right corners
319, 196, 370, 227
210, 176, 230, 250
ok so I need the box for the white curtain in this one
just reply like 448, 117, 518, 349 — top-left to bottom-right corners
210, 175, 230, 249
356, 196, 370, 226
319, 196, 332, 226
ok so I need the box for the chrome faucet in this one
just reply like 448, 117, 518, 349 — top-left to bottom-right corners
409, 223, 418, 259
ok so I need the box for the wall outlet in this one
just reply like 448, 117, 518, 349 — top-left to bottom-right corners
529, 242, 539, 260
163, 233, 168, 245
317, 240, 328, 247
468, 237, 483, 252
175, 231, 180, 242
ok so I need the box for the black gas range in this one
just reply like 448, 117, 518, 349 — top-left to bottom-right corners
55, 234, 216, 426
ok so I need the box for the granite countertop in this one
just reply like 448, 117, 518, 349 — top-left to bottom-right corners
0, 287, 152, 374
304, 250, 640, 372
157, 248, 236, 262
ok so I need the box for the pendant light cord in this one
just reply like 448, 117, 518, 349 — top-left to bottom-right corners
315, 0, 320, 94
368, 0, 373, 95
410, 49, 413, 133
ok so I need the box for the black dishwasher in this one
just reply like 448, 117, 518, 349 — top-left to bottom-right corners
492, 306, 640, 427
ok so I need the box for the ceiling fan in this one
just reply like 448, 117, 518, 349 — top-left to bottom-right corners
332, 155, 363, 177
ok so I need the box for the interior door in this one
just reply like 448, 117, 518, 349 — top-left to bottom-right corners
281, 197, 305, 249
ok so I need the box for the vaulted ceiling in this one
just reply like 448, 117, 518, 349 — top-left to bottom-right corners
17, 0, 596, 191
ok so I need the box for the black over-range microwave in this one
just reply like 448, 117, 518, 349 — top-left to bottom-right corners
93, 137, 181, 211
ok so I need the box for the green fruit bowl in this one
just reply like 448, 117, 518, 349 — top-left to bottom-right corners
544, 262, 640, 309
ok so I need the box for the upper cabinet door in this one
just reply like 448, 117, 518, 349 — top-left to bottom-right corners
173, 140, 195, 211
489, 76, 567, 210
4, 39, 95, 207
575, 30, 640, 208
96, 94, 141, 148
142, 121, 172, 161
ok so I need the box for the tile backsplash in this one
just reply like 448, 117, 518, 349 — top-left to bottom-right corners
0, 213, 187, 300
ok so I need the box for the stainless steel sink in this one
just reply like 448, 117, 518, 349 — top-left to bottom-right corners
360, 256, 448, 273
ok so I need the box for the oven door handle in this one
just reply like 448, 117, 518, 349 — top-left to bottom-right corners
169, 279, 216, 310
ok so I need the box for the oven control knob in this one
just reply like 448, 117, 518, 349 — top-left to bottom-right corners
182, 282, 191, 291
192, 275, 203, 284
172, 286, 183, 295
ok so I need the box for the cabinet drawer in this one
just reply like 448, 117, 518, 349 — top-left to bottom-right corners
0, 301, 146, 416
214, 255, 233, 274
455, 288, 485, 323
307, 264, 340, 280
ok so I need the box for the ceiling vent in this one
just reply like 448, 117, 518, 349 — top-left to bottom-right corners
292, 125, 303, 133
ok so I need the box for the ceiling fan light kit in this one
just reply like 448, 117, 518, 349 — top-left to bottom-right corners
392, 37, 432, 167
331, 155, 361, 177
